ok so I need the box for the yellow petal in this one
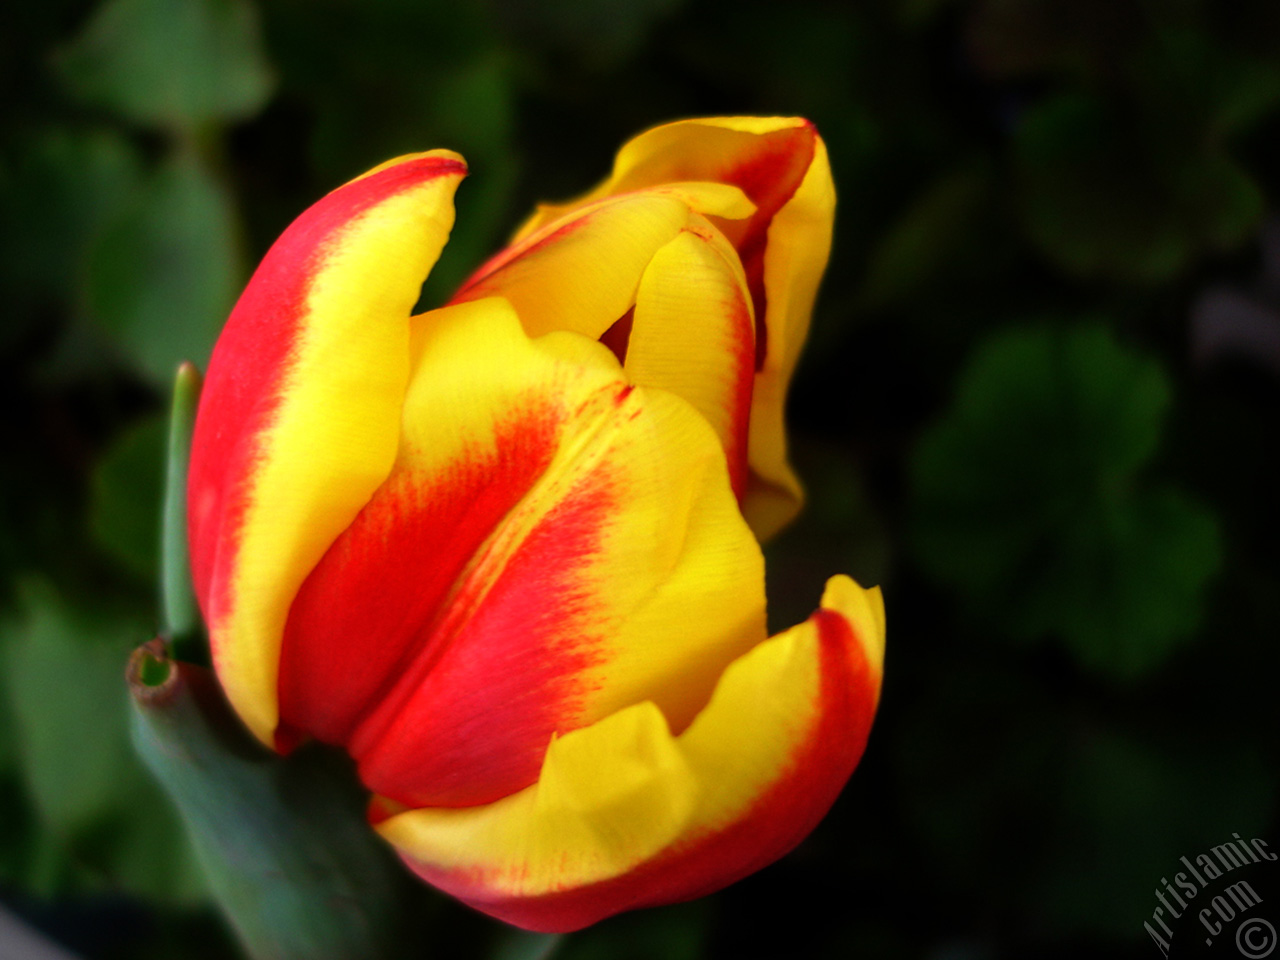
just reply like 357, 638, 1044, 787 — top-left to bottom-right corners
193, 152, 465, 745
454, 193, 689, 340
625, 220, 755, 497
280, 296, 767, 807
498, 117, 836, 540
453, 182, 751, 343
376, 575, 885, 931
511, 179, 755, 245
744, 133, 835, 538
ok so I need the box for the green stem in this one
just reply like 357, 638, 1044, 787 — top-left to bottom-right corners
128, 641, 415, 960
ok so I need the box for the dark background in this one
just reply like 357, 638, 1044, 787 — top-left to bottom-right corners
2, 0, 1278, 958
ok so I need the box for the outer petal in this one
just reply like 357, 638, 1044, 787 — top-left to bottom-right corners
745, 132, 835, 538
451, 183, 753, 341
187, 151, 466, 745
279, 298, 767, 808
509, 117, 834, 539
375, 574, 883, 933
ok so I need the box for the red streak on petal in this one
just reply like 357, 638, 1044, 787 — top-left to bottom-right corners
356, 459, 618, 807
399, 602, 880, 932
705, 123, 816, 370
281, 387, 630, 808
279, 399, 559, 753
722, 283, 755, 501
188, 156, 467, 641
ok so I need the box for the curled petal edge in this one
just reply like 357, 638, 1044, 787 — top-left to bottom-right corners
503, 116, 835, 539
743, 132, 835, 539
375, 574, 884, 933
452, 184, 753, 343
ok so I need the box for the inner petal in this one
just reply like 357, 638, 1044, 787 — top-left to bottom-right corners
279, 298, 766, 808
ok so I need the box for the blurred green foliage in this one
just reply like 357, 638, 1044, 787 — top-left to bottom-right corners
2, 0, 1278, 957
56, 0, 274, 131
911, 323, 1222, 677
1, 584, 206, 905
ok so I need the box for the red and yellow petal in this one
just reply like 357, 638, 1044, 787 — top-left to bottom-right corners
505, 117, 834, 539
744, 132, 835, 538
374, 575, 884, 933
188, 151, 466, 745
279, 297, 767, 808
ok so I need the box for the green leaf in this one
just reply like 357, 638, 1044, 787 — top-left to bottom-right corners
978, 21, 1275, 283
56, 0, 274, 130
0, 128, 143, 350
1013, 488, 1222, 676
87, 149, 242, 385
0, 612, 62, 892
910, 323, 1222, 677
129, 644, 415, 960
163, 363, 203, 646
89, 414, 166, 582
0, 583, 206, 902
4, 585, 149, 833
1014, 93, 1264, 284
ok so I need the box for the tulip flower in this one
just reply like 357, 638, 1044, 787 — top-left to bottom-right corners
187, 118, 884, 933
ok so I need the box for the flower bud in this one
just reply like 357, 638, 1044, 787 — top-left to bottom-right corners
188, 120, 881, 933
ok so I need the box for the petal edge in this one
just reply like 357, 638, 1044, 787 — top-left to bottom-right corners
189, 152, 467, 744
376, 574, 883, 932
